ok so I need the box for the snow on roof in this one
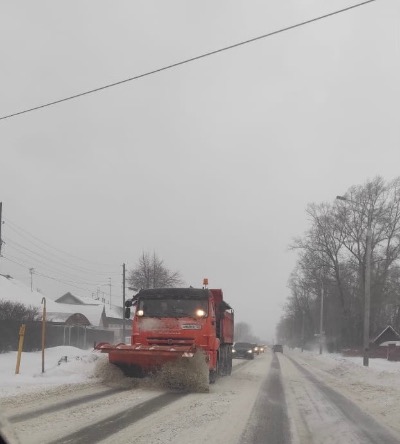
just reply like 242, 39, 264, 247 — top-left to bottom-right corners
380, 341, 400, 347
372, 325, 400, 344
104, 304, 123, 319
0, 275, 104, 326
53, 290, 124, 319
54, 292, 102, 305
46, 304, 104, 326
0, 275, 59, 311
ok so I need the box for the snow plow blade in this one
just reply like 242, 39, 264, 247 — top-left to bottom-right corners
95, 342, 196, 376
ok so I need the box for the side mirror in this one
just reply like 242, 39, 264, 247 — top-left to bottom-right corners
125, 300, 133, 308
125, 307, 131, 319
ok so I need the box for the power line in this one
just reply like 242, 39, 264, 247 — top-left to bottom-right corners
0, 0, 378, 121
2, 254, 106, 297
34, 271, 105, 295
5, 219, 117, 270
2, 251, 93, 286
5, 234, 118, 277
3, 248, 118, 289
3, 243, 112, 287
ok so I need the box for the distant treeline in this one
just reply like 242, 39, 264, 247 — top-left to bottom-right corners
277, 177, 400, 350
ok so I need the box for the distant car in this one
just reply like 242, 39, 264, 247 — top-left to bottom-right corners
273, 344, 283, 353
251, 343, 260, 355
232, 342, 255, 359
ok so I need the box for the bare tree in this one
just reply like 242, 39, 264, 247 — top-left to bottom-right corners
234, 321, 261, 343
282, 176, 400, 349
0, 301, 39, 321
128, 252, 183, 289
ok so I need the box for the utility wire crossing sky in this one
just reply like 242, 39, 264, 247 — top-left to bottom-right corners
0, 0, 378, 121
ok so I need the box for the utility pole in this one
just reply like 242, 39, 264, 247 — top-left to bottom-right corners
337, 195, 372, 367
109, 277, 112, 308
364, 222, 372, 366
29, 268, 35, 292
0, 202, 3, 257
301, 310, 305, 352
122, 263, 126, 342
319, 283, 324, 355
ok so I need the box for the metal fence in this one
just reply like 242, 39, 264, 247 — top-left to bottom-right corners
0, 320, 114, 352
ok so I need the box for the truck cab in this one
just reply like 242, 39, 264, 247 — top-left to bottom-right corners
122, 287, 234, 382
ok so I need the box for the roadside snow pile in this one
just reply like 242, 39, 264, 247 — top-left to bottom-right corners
290, 348, 400, 380
0, 345, 210, 400
288, 348, 400, 435
0, 346, 101, 398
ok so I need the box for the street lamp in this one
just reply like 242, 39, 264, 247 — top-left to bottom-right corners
319, 281, 324, 355
336, 195, 372, 367
301, 267, 325, 354
41, 297, 46, 373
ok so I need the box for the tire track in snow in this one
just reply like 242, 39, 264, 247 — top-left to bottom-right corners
287, 356, 400, 444
241, 353, 291, 444
50, 358, 253, 444
48, 392, 185, 444
12, 357, 254, 444
9, 388, 125, 423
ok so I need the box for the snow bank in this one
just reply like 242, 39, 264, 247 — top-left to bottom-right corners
0, 346, 101, 398
0, 344, 210, 402
288, 348, 400, 435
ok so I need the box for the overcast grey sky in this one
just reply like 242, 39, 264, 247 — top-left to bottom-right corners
1, 0, 399, 341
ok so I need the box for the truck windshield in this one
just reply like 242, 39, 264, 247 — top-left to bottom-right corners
137, 298, 208, 318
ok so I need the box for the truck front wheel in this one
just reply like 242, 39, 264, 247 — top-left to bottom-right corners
209, 360, 218, 384
209, 370, 217, 384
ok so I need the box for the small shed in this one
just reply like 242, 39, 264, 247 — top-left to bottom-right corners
372, 325, 400, 346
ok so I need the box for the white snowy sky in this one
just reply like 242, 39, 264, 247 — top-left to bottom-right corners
1, 0, 399, 341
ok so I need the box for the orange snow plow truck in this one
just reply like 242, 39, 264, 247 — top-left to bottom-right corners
96, 285, 234, 384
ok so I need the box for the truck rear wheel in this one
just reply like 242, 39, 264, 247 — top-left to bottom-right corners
217, 345, 232, 376
209, 360, 218, 384
226, 346, 232, 375
209, 369, 217, 384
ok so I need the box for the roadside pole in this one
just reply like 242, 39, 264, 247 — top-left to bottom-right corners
41, 297, 46, 373
319, 284, 324, 355
0, 202, 3, 258
122, 263, 126, 342
15, 324, 26, 374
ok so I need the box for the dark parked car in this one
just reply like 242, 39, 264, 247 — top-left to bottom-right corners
232, 342, 255, 359
273, 344, 283, 353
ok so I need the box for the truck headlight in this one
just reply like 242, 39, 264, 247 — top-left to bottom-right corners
137, 310, 144, 317
196, 309, 206, 317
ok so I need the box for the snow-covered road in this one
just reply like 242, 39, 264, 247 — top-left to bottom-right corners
2, 347, 400, 444
4, 355, 274, 444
